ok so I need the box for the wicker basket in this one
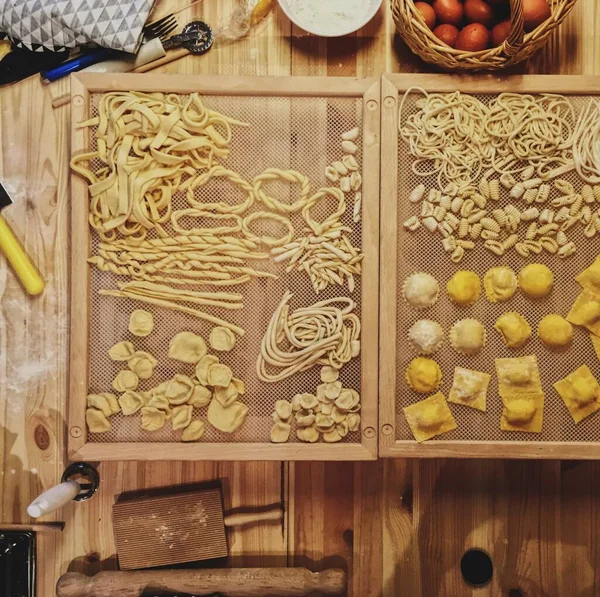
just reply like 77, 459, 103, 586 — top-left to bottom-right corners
391, 0, 579, 71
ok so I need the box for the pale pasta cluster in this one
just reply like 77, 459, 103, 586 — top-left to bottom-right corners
399, 88, 600, 262
399, 88, 576, 192
257, 291, 361, 383
72, 91, 366, 443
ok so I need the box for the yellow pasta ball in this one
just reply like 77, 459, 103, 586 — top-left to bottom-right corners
518, 263, 553, 298
538, 314, 573, 348
494, 312, 531, 349
447, 270, 481, 306
405, 357, 442, 393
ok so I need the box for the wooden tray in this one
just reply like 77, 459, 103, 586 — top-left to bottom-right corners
69, 74, 379, 461
380, 74, 600, 459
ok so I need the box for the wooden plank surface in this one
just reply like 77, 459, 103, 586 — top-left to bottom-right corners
1, 1, 600, 596
67, 72, 378, 462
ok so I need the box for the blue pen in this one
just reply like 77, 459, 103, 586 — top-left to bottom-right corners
41, 48, 117, 82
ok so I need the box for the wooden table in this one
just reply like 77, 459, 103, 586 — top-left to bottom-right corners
1, 2, 599, 595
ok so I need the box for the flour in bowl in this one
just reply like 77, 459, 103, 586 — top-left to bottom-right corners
284, 0, 372, 35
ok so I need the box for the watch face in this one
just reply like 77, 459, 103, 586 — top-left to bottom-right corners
0, 531, 36, 597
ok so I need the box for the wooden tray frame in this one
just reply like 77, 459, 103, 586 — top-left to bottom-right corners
69, 73, 380, 461
379, 74, 600, 460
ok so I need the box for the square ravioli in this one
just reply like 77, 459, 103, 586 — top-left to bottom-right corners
500, 392, 544, 433
448, 367, 491, 411
576, 256, 600, 295
567, 289, 600, 337
554, 365, 600, 423
403, 392, 457, 443
495, 355, 542, 396
590, 333, 600, 363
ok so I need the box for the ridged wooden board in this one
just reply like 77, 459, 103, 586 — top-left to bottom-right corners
112, 488, 227, 569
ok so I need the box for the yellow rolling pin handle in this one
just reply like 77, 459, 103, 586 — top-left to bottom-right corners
0, 215, 45, 295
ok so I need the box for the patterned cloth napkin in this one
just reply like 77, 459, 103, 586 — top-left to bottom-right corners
0, 0, 156, 52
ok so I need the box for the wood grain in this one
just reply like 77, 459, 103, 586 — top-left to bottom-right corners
3, 1, 600, 596
68, 72, 378, 461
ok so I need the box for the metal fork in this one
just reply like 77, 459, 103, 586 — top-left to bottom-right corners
143, 14, 178, 42
41, 14, 178, 83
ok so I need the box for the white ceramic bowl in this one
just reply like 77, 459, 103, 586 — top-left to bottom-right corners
277, 0, 383, 37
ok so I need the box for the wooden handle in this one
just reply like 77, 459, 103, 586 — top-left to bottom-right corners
224, 508, 283, 528
52, 47, 190, 108
56, 568, 347, 597
0, 215, 44, 295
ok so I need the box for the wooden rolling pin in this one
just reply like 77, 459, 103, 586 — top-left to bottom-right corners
56, 568, 347, 597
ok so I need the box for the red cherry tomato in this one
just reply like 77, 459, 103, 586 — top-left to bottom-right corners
456, 23, 491, 52
415, 1, 436, 29
433, 23, 460, 47
432, 0, 464, 27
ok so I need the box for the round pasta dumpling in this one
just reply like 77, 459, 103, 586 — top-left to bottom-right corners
402, 272, 439, 309
494, 312, 531, 349
405, 357, 442, 393
538, 314, 573, 348
446, 271, 481, 306
483, 267, 517, 303
449, 319, 486, 356
129, 309, 154, 337
408, 320, 444, 355
518, 264, 554, 298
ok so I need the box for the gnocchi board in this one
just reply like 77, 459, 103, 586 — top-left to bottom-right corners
69, 73, 380, 461
380, 74, 600, 459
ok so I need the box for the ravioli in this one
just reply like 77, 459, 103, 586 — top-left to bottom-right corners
449, 319, 486, 356
518, 263, 553, 298
495, 355, 542, 395
567, 289, 600, 336
500, 392, 544, 433
403, 392, 457, 443
494, 312, 531, 349
446, 270, 481, 306
554, 365, 600, 423
402, 272, 439, 309
575, 256, 600, 295
590, 333, 600, 363
405, 357, 443, 393
484, 266, 517, 302
448, 367, 491, 411
538, 314, 573, 348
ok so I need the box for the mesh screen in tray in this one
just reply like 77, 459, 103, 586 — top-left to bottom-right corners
87, 93, 364, 445
395, 91, 600, 445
